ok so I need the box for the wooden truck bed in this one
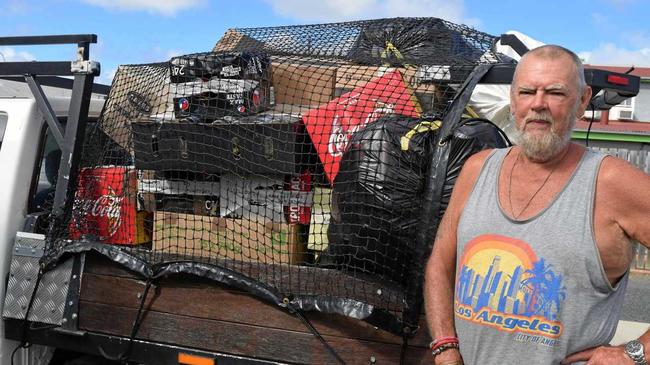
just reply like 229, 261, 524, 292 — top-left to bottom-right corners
74, 253, 431, 364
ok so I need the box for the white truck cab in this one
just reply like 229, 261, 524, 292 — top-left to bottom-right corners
0, 35, 108, 364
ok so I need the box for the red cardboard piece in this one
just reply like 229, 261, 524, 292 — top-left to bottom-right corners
302, 69, 421, 184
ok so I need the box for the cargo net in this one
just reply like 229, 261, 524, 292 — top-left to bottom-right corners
46, 17, 509, 334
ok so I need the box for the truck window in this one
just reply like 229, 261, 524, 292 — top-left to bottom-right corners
29, 120, 110, 217
0, 111, 7, 150
30, 127, 61, 214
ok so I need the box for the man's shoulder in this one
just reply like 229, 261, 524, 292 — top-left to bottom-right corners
594, 152, 650, 200
593, 149, 650, 246
598, 153, 647, 185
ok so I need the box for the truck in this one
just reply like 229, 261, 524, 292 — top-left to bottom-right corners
0, 19, 640, 365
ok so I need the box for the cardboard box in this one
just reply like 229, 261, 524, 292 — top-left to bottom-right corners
213, 30, 266, 52
213, 31, 339, 107
153, 212, 306, 264
335, 65, 440, 113
69, 166, 151, 245
100, 64, 174, 151
336, 65, 438, 91
271, 61, 336, 107
335, 64, 383, 91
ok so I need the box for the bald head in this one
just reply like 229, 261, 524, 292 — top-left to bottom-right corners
513, 45, 586, 94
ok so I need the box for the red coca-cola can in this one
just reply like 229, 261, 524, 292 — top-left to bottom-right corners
69, 166, 146, 245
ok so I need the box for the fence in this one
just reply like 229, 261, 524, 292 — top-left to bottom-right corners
634, 245, 650, 272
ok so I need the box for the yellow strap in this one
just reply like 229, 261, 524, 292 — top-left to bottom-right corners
381, 41, 404, 60
465, 106, 480, 118
400, 120, 442, 151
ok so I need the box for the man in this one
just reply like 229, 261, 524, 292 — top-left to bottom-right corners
424, 45, 650, 365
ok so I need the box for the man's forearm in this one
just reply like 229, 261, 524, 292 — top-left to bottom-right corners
424, 255, 457, 339
424, 249, 463, 364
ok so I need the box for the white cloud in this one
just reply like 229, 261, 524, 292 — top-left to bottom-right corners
0, 47, 36, 62
624, 31, 650, 50
577, 51, 592, 64
579, 43, 650, 67
80, 0, 206, 16
262, 0, 470, 25
98, 68, 117, 86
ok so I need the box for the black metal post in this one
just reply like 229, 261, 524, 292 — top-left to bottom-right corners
51, 72, 95, 218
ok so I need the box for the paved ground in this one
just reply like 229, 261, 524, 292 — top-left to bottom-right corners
621, 271, 650, 323
612, 271, 650, 344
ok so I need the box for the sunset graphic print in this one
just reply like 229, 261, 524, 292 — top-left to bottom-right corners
455, 234, 567, 346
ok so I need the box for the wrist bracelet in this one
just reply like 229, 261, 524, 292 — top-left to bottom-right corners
431, 342, 460, 359
430, 336, 459, 349
431, 338, 459, 351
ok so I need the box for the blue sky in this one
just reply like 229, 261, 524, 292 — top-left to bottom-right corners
1, 0, 649, 85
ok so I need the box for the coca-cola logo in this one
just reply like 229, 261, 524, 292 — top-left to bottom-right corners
327, 114, 360, 157
75, 187, 124, 238
327, 101, 395, 157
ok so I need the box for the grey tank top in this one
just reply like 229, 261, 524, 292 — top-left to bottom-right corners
454, 148, 629, 365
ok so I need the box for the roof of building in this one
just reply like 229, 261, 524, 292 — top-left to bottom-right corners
576, 118, 650, 134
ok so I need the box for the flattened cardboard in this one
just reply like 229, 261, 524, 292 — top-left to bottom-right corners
308, 187, 331, 252
302, 69, 422, 183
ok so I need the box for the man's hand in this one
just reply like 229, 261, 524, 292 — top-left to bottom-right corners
562, 345, 634, 364
434, 348, 464, 365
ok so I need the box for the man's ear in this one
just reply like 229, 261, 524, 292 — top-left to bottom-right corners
509, 85, 517, 116
578, 85, 593, 116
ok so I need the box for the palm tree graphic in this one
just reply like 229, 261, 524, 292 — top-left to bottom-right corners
521, 258, 567, 320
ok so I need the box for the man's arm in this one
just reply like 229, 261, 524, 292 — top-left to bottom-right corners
423, 149, 492, 364
563, 157, 650, 365
603, 157, 650, 362
601, 157, 650, 250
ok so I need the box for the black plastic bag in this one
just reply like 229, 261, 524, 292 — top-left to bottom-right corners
326, 115, 436, 284
348, 18, 488, 81
326, 116, 509, 285
439, 118, 511, 219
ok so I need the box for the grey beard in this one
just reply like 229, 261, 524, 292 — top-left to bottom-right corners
511, 112, 576, 163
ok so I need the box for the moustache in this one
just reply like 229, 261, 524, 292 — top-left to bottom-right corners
523, 113, 554, 125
